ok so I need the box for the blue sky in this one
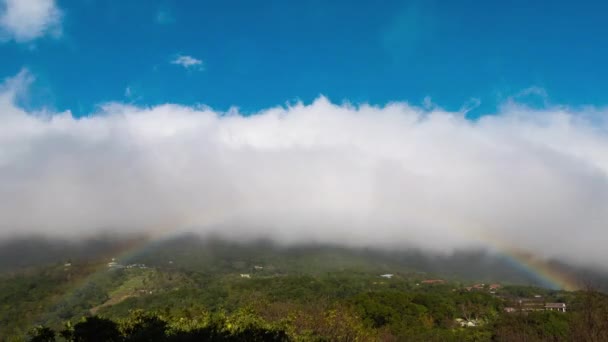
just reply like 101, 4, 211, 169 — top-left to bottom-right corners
3, 1, 608, 267
1, 0, 607, 116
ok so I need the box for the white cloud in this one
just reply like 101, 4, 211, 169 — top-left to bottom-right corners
1, 71, 608, 270
171, 55, 204, 70
0, 0, 62, 42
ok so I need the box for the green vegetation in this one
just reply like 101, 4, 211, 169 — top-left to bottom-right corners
2, 240, 608, 341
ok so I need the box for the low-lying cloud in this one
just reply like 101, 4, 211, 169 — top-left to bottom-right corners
1, 70, 608, 268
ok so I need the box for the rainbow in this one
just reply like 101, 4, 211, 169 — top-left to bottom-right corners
85, 230, 583, 291
40, 227, 581, 324
37, 229, 179, 323
474, 229, 581, 291
498, 247, 580, 291
60, 228, 583, 293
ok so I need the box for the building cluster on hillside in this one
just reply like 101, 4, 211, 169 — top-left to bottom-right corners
504, 298, 567, 313
107, 259, 121, 269
463, 283, 502, 293
107, 258, 147, 270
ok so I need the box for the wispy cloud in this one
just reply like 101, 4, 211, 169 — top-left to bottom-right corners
171, 55, 204, 71
0, 0, 62, 42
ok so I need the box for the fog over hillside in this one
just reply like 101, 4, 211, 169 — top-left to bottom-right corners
1, 234, 608, 292
2, 70, 608, 269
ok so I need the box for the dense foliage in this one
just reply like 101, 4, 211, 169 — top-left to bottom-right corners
21, 289, 608, 342
2, 240, 608, 341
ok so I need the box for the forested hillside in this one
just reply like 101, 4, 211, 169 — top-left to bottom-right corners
2, 237, 608, 341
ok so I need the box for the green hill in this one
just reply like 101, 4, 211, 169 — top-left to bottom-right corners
2, 236, 608, 341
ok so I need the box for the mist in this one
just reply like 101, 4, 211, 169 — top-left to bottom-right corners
1, 70, 608, 269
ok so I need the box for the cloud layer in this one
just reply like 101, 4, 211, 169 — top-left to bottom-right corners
0, 0, 61, 42
1, 71, 608, 268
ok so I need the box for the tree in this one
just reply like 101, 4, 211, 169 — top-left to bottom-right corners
28, 326, 56, 342
122, 310, 168, 341
62, 316, 122, 342
570, 286, 608, 341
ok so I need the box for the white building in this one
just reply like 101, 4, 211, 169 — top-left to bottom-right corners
545, 303, 567, 312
